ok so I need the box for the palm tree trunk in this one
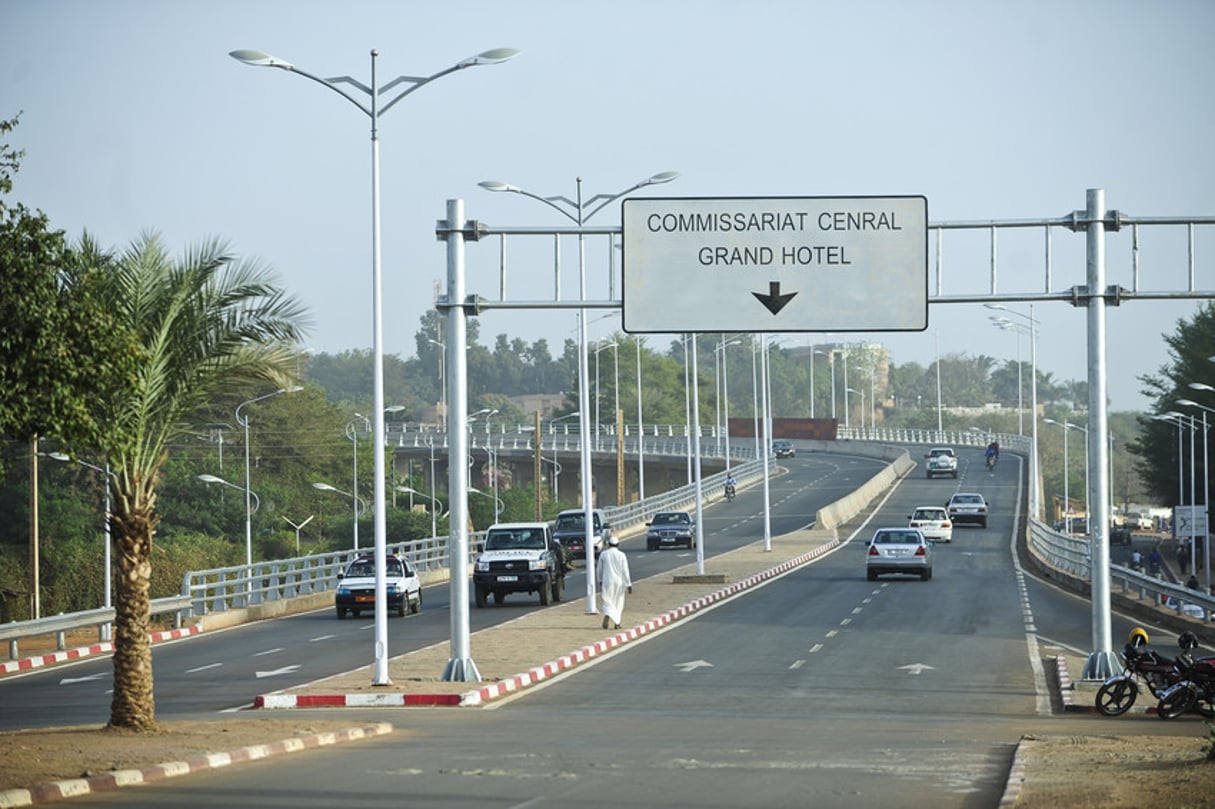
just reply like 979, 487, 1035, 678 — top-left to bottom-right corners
108, 507, 157, 731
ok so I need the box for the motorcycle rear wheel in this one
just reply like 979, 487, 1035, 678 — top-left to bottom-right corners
1095, 677, 1138, 716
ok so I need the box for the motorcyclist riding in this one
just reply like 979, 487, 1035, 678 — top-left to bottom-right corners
985, 443, 997, 469
724, 472, 737, 500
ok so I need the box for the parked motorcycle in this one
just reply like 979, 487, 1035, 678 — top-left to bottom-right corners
1095, 628, 1194, 716
1155, 632, 1215, 720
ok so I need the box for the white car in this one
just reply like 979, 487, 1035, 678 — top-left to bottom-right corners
908, 506, 953, 543
925, 447, 958, 479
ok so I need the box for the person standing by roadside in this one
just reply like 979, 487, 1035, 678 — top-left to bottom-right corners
1177, 541, 1190, 575
598, 536, 632, 630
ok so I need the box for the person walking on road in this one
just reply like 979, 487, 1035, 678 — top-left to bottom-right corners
598, 536, 632, 630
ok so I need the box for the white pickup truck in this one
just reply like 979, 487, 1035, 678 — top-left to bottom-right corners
925, 447, 958, 479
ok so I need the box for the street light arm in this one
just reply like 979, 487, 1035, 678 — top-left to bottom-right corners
379, 48, 519, 116
236, 386, 303, 427
479, 181, 580, 224
582, 171, 680, 222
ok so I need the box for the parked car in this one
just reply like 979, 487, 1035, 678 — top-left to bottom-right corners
335, 554, 421, 619
946, 492, 989, 528
908, 505, 953, 543
772, 439, 796, 458
866, 527, 934, 581
646, 511, 696, 551
925, 447, 958, 479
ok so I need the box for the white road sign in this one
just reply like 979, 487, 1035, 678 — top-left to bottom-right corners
622, 196, 928, 333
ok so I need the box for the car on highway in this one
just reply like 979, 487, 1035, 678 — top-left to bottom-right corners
866, 527, 934, 581
552, 507, 611, 559
645, 511, 696, 551
946, 492, 989, 528
925, 447, 958, 478
772, 439, 796, 458
908, 505, 953, 543
335, 554, 421, 619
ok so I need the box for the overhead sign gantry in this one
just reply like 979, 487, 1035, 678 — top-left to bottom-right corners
621, 195, 928, 333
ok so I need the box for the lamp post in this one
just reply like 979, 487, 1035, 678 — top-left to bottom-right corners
395, 486, 443, 540
469, 487, 505, 521
593, 339, 618, 440
312, 482, 367, 545
199, 472, 262, 595
283, 515, 314, 555
847, 388, 865, 434
345, 413, 370, 550
233, 43, 518, 687
235, 387, 300, 595
1043, 418, 1075, 531
716, 336, 742, 467
812, 348, 830, 420
1179, 390, 1214, 589
51, 453, 114, 639
479, 170, 678, 614
428, 337, 447, 431
986, 303, 1040, 517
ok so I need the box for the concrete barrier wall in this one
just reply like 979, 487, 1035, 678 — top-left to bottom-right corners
811, 442, 915, 530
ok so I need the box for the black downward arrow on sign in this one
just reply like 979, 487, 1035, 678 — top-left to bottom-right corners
752, 281, 797, 315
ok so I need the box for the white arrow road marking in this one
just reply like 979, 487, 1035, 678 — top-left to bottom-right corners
187, 663, 223, 673
255, 665, 301, 679
898, 663, 935, 675
675, 660, 714, 673
59, 673, 106, 685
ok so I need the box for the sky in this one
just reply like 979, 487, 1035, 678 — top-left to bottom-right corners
5, 0, 1215, 413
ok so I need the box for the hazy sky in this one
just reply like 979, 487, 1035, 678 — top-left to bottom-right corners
6, 0, 1214, 412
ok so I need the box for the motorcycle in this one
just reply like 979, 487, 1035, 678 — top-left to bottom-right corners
986, 453, 997, 470
724, 482, 736, 502
1155, 632, 1215, 720
1094, 628, 1196, 716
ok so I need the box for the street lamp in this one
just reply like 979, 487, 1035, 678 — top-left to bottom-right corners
235, 387, 300, 594
479, 170, 679, 614
812, 348, 830, 420
51, 453, 115, 639
395, 486, 443, 540
716, 336, 742, 466
1178, 390, 1214, 587
312, 481, 367, 545
283, 515, 314, 555
345, 413, 370, 550
634, 337, 647, 501
428, 337, 447, 431
469, 487, 505, 521
986, 303, 1040, 517
593, 339, 619, 439
847, 387, 866, 434
233, 44, 518, 687
1043, 418, 1078, 531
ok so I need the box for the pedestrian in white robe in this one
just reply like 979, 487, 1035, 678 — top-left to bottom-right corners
598, 536, 632, 630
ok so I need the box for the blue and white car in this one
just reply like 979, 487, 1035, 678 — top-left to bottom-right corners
335, 554, 421, 619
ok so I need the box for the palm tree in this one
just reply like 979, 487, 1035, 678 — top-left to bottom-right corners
95, 233, 309, 731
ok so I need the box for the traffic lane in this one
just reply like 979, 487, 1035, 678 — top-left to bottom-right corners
61, 706, 1025, 809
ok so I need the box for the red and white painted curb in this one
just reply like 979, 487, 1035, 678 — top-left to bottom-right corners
257, 540, 840, 710
0, 722, 391, 808
1, 625, 202, 676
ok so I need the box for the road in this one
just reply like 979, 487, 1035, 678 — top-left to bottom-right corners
5, 446, 1205, 807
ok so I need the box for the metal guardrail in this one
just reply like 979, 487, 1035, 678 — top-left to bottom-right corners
1027, 518, 1214, 623
1, 595, 192, 661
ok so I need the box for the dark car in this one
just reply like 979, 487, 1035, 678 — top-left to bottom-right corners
646, 511, 696, 551
335, 554, 421, 619
1109, 523, 1133, 545
772, 439, 796, 458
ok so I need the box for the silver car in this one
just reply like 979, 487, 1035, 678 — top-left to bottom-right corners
908, 506, 953, 543
866, 527, 934, 581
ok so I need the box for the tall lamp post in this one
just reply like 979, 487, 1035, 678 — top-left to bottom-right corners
634, 337, 646, 501
345, 413, 370, 550
199, 473, 262, 596
232, 44, 518, 686
986, 303, 1040, 518
51, 453, 115, 640
847, 388, 866, 434
1043, 418, 1073, 530
235, 387, 300, 596
479, 170, 678, 614
1179, 389, 1214, 589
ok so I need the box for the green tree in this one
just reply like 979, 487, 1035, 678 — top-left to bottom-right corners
80, 233, 310, 732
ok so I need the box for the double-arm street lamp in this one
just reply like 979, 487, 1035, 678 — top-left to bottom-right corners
479, 171, 678, 613
232, 45, 518, 686
987, 303, 1040, 517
